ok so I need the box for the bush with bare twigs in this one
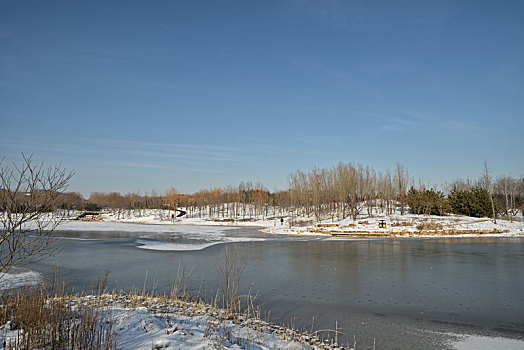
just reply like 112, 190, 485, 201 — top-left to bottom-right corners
0, 155, 74, 273
0, 288, 116, 349
216, 245, 246, 319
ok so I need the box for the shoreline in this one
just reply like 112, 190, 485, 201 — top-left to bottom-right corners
66, 213, 524, 240
1, 289, 345, 350
3, 281, 524, 350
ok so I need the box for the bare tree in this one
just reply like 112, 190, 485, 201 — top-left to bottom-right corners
494, 175, 519, 217
163, 187, 179, 221
0, 155, 74, 273
394, 163, 409, 215
482, 161, 497, 224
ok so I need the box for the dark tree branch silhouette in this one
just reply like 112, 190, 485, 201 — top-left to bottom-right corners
0, 154, 74, 273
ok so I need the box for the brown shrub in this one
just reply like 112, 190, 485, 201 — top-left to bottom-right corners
0, 288, 116, 349
416, 220, 443, 231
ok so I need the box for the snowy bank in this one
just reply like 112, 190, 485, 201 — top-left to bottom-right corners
43, 208, 524, 240
267, 213, 524, 238
1, 293, 345, 350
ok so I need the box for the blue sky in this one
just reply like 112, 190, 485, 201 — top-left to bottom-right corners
1, 0, 523, 196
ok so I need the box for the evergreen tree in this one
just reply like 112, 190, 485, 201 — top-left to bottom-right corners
407, 187, 450, 215
449, 186, 494, 218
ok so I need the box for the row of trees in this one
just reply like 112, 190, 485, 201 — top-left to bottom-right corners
11, 161, 522, 222
286, 162, 523, 220
64, 163, 524, 221
287, 163, 409, 221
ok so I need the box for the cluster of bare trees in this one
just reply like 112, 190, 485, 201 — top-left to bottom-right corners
286, 162, 524, 222
287, 162, 409, 221
81, 182, 280, 220
494, 176, 524, 216
172, 182, 281, 220
26, 162, 523, 224
88, 192, 163, 210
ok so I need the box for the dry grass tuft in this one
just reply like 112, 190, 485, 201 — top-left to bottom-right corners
391, 220, 413, 227
416, 220, 443, 231
500, 216, 520, 222
0, 288, 116, 349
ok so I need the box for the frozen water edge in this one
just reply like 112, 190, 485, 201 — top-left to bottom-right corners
55, 220, 233, 234
0, 294, 334, 350
51, 221, 270, 251
0, 270, 42, 291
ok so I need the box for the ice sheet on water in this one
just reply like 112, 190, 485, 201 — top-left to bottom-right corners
54, 236, 102, 241
135, 239, 221, 251
55, 221, 233, 234
135, 236, 266, 251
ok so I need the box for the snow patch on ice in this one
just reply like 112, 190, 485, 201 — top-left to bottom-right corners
136, 239, 221, 251
451, 334, 524, 350
136, 236, 266, 251
0, 270, 42, 291
54, 236, 102, 241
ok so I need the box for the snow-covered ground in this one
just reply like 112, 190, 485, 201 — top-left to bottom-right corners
0, 294, 334, 350
100, 208, 280, 228
64, 208, 524, 239
111, 301, 322, 349
267, 212, 524, 237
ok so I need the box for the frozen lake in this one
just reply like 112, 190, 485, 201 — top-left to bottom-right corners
29, 224, 524, 349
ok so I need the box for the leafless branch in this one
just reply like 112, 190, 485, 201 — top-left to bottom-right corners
0, 154, 75, 273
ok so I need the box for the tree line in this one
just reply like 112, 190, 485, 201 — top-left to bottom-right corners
54, 162, 524, 221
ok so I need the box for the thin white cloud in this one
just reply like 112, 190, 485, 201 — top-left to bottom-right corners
1, 135, 296, 176
100, 162, 171, 170
179, 167, 227, 174
386, 109, 482, 134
